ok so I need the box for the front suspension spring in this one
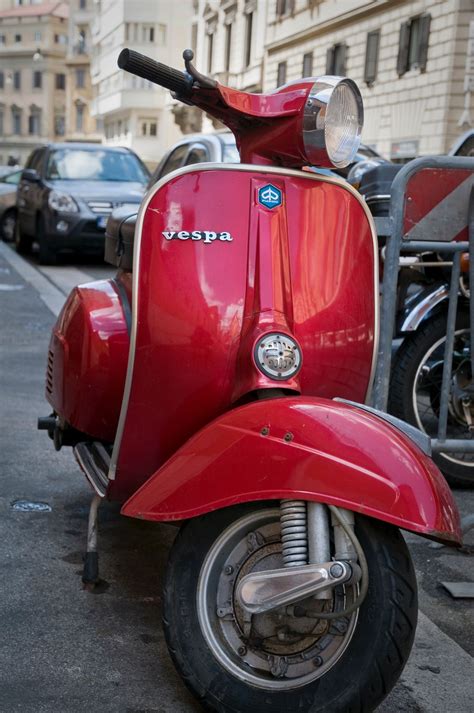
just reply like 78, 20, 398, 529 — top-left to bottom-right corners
280, 499, 308, 567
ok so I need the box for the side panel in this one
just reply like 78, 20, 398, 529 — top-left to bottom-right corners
47, 279, 129, 442
109, 167, 377, 499
121, 397, 461, 545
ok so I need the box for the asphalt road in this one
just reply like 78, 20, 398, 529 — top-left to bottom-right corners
0, 243, 473, 713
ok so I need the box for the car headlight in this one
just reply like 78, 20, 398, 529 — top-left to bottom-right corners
48, 190, 79, 213
302, 76, 363, 169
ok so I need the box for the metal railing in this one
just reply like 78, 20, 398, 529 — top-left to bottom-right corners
371, 156, 474, 459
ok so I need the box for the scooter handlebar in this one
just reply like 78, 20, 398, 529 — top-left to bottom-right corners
117, 48, 193, 96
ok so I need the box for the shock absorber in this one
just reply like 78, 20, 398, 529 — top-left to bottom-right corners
280, 500, 308, 567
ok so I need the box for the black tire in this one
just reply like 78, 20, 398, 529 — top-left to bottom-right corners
14, 217, 33, 254
37, 214, 57, 265
163, 504, 417, 713
389, 311, 474, 489
0, 208, 17, 242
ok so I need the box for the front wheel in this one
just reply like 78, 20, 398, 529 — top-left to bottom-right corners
163, 504, 417, 713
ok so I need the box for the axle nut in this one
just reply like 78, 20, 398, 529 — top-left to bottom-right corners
330, 563, 344, 578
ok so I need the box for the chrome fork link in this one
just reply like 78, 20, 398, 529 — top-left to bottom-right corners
280, 500, 308, 567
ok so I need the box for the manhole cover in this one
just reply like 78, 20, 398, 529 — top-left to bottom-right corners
11, 500, 52, 512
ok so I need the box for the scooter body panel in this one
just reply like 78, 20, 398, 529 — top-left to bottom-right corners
46, 278, 129, 442
121, 396, 461, 545
108, 165, 378, 499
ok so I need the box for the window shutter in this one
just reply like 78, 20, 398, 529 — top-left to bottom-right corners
418, 13, 431, 72
288, 0, 295, 13
326, 46, 335, 74
276, 0, 284, 16
302, 52, 313, 77
397, 21, 410, 76
277, 61, 287, 86
364, 30, 380, 85
337, 43, 347, 75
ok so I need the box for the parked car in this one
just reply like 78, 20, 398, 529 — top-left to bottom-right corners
0, 169, 22, 242
16, 143, 150, 264
148, 130, 387, 187
147, 130, 239, 187
449, 129, 474, 157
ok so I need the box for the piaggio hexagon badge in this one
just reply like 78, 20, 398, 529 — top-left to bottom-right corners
258, 184, 283, 210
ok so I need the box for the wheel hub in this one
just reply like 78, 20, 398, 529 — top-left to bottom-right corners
197, 510, 358, 690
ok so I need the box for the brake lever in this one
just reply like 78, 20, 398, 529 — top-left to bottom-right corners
183, 49, 217, 90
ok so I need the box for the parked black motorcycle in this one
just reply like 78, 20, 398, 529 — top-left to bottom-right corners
354, 163, 473, 489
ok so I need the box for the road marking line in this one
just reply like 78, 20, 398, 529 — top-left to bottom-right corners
37, 265, 92, 296
0, 242, 64, 316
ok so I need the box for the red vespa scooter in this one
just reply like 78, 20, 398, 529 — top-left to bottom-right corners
39, 49, 461, 713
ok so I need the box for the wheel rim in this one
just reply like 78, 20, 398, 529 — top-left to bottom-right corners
412, 328, 474, 467
197, 509, 358, 691
2, 213, 16, 241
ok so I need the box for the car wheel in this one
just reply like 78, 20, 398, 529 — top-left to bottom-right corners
37, 214, 57, 265
0, 209, 17, 242
14, 217, 33, 255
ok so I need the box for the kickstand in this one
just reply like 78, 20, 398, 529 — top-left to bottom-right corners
82, 493, 102, 589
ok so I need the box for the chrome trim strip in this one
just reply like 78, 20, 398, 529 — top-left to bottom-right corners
108, 162, 379, 479
399, 284, 449, 333
74, 443, 108, 497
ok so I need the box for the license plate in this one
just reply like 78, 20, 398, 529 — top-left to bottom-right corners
97, 216, 108, 229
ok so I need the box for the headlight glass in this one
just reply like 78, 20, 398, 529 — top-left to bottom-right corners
303, 76, 363, 168
48, 190, 79, 213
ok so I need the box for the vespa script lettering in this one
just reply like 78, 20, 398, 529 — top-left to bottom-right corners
162, 230, 233, 244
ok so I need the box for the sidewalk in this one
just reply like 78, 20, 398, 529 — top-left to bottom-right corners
0, 242, 472, 713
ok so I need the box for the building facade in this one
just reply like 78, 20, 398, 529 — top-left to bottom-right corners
264, 0, 473, 159
65, 0, 101, 141
192, 0, 473, 160
89, 0, 193, 165
0, 0, 69, 165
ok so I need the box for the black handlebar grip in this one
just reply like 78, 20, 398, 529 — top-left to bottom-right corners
118, 48, 192, 95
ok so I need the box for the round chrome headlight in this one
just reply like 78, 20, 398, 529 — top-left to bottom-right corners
302, 76, 363, 169
254, 333, 302, 381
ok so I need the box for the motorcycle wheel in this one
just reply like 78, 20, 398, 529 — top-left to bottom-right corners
163, 503, 417, 713
389, 311, 474, 489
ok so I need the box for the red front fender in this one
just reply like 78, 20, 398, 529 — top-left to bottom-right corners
121, 397, 461, 545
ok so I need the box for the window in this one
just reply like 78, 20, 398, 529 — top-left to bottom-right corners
364, 30, 380, 86
14, 34, 21, 43
13, 71, 21, 90
160, 144, 188, 177
33, 71, 42, 89
34, 31, 41, 42
54, 115, 65, 136
276, 0, 295, 16
55, 73, 66, 90
77, 29, 86, 53
142, 24, 155, 43
277, 61, 287, 87
55, 33, 67, 45
0, 35, 6, 46
79, 0, 87, 8
0, 111, 3, 136
326, 43, 347, 75
28, 110, 41, 135
302, 52, 313, 77
207, 32, 214, 73
0, 71, 3, 89
191, 23, 197, 52
76, 104, 84, 132
76, 69, 85, 88
397, 14, 431, 76
225, 23, 232, 72
245, 12, 253, 67
185, 145, 210, 166
12, 107, 22, 135
140, 119, 158, 136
